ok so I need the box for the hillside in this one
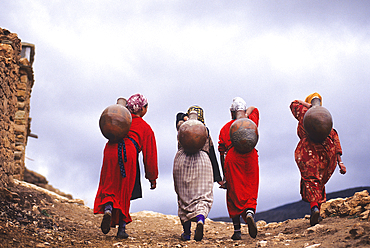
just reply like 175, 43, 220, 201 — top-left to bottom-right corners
0, 180, 369, 247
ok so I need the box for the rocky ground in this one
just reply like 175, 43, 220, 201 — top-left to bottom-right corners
1, 180, 370, 247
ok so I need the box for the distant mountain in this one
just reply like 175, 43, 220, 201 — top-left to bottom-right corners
212, 186, 370, 224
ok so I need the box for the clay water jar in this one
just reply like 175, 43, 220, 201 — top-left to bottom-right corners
99, 98, 132, 143
178, 111, 207, 154
230, 110, 258, 154
303, 98, 333, 143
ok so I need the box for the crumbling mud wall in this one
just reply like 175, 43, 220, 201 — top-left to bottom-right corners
15, 42, 35, 180
0, 27, 35, 188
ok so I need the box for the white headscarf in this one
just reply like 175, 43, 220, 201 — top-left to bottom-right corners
230, 97, 247, 111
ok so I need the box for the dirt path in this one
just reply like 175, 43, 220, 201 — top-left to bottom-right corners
1, 181, 369, 247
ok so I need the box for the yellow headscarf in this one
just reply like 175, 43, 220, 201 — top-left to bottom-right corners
187, 105, 204, 124
305, 92, 322, 106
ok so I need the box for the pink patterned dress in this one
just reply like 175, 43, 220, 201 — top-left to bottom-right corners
290, 100, 342, 203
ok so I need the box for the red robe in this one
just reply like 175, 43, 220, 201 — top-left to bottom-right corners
290, 100, 342, 203
218, 108, 260, 218
94, 114, 158, 225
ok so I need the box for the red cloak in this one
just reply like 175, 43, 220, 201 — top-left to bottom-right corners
218, 108, 260, 218
94, 114, 158, 225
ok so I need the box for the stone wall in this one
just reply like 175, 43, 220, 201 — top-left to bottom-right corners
15, 43, 35, 180
0, 28, 35, 188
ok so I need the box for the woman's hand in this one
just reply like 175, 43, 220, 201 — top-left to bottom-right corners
245, 106, 255, 118
339, 162, 346, 174
337, 154, 346, 174
218, 180, 227, 189
150, 180, 157, 189
296, 100, 311, 108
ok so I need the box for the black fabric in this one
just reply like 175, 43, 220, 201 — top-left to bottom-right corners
130, 159, 142, 200
128, 138, 142, 201
117, 139, 127, 178
232, 215, 241, 230
209, 143, 222, 182
206, 127, 222, 182
181, 220, 191, 234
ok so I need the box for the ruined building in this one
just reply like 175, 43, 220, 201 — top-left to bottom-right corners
0, 27, 36, 188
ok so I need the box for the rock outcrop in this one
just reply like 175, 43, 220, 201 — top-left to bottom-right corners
23, 168, 74, 200
321, 190, 370, 221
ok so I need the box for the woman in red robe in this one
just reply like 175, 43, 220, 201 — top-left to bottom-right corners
94, 93, 158, 238
290, 92, 346, 226
218, 97, 259, 240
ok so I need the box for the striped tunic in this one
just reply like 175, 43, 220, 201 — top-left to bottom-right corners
173, 145, 214, 222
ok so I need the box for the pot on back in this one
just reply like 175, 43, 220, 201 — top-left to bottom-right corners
303, 100, 332, 143
230, 110, 259, 154
99, 98, 132, 143
178, 111, 207, 154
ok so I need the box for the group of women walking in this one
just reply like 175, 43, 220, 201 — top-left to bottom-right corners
93, 92, 346, 241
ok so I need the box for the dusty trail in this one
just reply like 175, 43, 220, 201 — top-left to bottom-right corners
0, 180, 369, 247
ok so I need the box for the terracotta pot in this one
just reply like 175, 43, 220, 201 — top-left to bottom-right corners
178, 111, 207, 154
303, 101, 332, 143
99, 98, 132, 142
230, 110, 258, 154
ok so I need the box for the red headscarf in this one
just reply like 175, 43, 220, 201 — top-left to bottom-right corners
126, 93, 148, 113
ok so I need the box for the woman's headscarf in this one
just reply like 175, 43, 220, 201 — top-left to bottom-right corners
305, 92, 322, 106
187, 105, 204, 124
126, 93, 148, 113
230, 97, 247, 111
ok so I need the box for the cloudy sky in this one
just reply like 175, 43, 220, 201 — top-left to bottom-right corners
1, 1, 369, 219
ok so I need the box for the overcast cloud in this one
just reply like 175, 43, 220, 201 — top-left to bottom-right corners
1, 1, 369, 219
